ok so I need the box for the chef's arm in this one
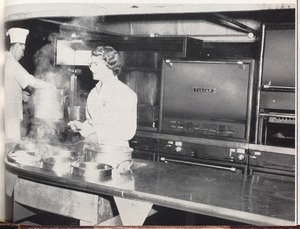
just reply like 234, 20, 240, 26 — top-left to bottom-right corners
22, 91, 31, 102
28, 78, 56, 89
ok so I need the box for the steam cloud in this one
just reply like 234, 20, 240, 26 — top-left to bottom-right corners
25, 17, 99, 143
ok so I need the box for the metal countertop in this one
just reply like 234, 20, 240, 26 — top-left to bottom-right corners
5, 156, 295, 226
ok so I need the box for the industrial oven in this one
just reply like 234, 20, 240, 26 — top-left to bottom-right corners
158, 59, 255, 142
156, 59, 256, 173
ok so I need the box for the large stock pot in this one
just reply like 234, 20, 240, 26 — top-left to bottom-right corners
34, 88, 66, 120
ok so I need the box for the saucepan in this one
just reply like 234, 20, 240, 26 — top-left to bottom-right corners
71, 154, 133, 181
41, 156, 77, 176
83, 144, 133, 170
71, 161, 113, 181
67, 106, 84, 121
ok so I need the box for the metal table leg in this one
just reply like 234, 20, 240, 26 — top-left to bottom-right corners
114, 196, 153, 226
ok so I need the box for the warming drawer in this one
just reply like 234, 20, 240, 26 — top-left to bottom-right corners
156, 140, 248, 174
260, 91, 295, 110
157, 140, 247, 164
248, 149, 295, 178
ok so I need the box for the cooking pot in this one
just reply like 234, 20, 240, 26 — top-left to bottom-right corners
71, 161, 113, 181
83, 144, 133, 169
34, 88, 66, 120
68, 106, 84, 121
42, 156, 77, 176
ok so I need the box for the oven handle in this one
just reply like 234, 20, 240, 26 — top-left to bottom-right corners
160, 157, 236, 172
263, 84, 295, 91
259, 113, 295, 119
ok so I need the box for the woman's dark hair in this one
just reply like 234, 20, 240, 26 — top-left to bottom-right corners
92, 46, 122, 76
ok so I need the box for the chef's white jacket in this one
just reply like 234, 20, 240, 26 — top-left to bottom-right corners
80, 77, 137, 147
4, 52, 35, 140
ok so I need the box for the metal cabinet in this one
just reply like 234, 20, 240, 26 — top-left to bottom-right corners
255, 23, 295, 148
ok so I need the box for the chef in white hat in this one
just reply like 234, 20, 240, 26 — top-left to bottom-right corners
4, 27, 56, 140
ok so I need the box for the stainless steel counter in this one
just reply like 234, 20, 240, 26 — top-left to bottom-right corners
5, 150, 295, 226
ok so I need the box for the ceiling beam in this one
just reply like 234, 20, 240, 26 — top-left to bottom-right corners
213, 13, 259, 36
5, 3, 295, 21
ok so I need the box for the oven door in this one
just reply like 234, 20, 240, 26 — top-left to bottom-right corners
257, 114, 295, 148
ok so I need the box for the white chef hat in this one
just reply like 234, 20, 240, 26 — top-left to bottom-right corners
6, 28, 29, 44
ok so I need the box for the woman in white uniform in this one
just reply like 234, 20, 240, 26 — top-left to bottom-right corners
4, 28, 55, 140
68, 46, 137, 147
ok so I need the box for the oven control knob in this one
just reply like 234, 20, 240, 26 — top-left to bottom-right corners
237, 154, 245, 161
175, 146, 182, 152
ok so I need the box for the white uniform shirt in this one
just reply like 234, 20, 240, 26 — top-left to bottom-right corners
80, 77, 137, 147
4, 52, 35, 140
